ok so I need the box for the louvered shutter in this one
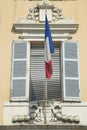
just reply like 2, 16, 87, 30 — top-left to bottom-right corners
47, 44, 61, 100
30, 43, 61, 101
11, 41, 30, 101
61, 41, 80, 101
30, 44, 45, 101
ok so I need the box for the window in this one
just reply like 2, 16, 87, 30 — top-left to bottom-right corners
10, 41, 80, 102
30, 43, 61, 101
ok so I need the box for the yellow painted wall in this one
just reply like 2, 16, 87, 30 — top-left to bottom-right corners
0, 0, 87, 124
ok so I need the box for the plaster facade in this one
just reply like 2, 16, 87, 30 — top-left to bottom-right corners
0, 0, 87, 127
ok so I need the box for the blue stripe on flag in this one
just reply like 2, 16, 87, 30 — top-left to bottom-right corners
45, 15, 55, 54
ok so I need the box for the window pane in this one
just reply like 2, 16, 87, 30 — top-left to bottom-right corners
14, 43, 27, 59
12, 79, 26, 97
13, 61, 26, 77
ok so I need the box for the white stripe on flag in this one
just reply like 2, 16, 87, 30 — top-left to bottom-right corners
45, 37, 51, 62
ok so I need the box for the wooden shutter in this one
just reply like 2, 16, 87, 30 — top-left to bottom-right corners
61, 41, 80, 101
11, 41, 30, 101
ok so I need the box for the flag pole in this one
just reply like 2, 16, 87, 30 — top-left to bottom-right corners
44, 78, 47, 124
44, 3, 47, 124
44, 0, 55, 123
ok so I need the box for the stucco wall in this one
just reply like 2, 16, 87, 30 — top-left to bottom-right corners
0, 0, 87, 125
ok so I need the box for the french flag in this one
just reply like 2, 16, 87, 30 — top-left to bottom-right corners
45, 15, 55, 79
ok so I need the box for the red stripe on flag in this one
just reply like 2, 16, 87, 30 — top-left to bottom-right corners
45, 60, 52, 79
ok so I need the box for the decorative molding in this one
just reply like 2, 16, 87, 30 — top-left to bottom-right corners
12, 0, 79, 41
29, 105, 42, 122
51, 104, 80, 123
27, 6, 39, 22
28, 0, 77, 1
4, 102, 87, 125
13, 22, 78, 41
12, 102, 80, 124
12, 104, 42, 123
27, 1, 64, 22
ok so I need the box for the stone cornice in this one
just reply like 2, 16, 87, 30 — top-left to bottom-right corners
12, 22, 78, 41
0, 124, 87, 130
